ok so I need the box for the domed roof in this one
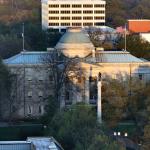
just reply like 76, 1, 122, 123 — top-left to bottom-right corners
59, 29, 91, 44
55, 28, 94, 58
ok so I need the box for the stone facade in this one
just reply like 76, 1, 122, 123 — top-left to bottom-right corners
60, 62, 150, 107
2, 62, 53, 119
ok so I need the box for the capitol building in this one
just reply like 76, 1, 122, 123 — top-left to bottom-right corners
3, 28, 150, 119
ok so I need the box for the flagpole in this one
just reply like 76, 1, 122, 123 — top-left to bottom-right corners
22, 23, 25, 51
125, 23, 127, 51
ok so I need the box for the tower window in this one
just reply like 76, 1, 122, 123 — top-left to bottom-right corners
83, 16, 93, 20
83, 4, 93, 8
72, 23, 81, 26
83, 10, 93, 14
49, 23, 59, 26
72, 10, 81, 14
61, 4, 70, 8
94, 22, 105, 26
49, 17, 59, 20
49, 4, 59, 8
49, 11, 59, 14
94, 4, 105, 8
83, 23, 93, 26
94, 10, 105, 14
94, 16, 105, 20
61, 23, 70, 26
72, 16, 82, 20
61, 16, 70, 20
72, 4, 81, 8
61, 10, 70, 14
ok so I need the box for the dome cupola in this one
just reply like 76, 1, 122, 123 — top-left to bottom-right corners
55, 28, 94, 58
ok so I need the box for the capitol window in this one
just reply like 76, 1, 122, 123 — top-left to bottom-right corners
39, 105, 44, 114
27, 105, 33, 115
38, 91, 43, 97
28, 91, 32, 97
27, 77, 32, 81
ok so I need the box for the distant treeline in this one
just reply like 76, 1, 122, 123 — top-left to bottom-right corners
106, 0, 150, 27
0, 0, 150, 27
0, 0, 40, 24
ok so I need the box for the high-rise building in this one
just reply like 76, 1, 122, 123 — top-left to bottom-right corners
41, 0, 106, 31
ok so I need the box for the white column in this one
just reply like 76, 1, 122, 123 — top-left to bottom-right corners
97, 74, 102, 123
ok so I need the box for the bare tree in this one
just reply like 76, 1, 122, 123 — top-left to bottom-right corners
86, 27, 122, 49
5, 67, 25, 121
41, 49, 84, 107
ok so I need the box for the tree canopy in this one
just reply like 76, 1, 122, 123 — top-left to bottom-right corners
46, 104, 125, 150
0, 58, 12, 118
117, 34, 150, 60
106, 0, 150, 27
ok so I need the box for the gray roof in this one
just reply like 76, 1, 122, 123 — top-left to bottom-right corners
27, 137, 63, 150
4, 50, 145, 65
0, 141, 31, 150
86, 51, 144, 63
4, 51, 49, 65
0, 137, 63, 150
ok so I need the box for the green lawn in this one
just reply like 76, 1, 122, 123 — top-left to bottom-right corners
113, 122, 137, 137
0, 123, 44, 140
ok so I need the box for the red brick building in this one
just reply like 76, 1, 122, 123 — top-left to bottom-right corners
128, 20, 150, 33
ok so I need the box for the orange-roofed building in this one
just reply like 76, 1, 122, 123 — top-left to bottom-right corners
128, 20, 150, 33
